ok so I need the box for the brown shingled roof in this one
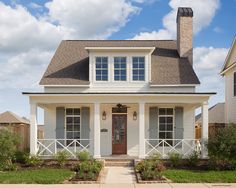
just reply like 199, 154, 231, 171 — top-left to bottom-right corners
40, 40, 200, 85
0, 111, 29, 124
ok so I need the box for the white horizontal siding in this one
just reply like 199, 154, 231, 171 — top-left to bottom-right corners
225, 66, 236, 123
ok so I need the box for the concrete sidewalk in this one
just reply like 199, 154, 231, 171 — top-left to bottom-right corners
0, 183, 236, 188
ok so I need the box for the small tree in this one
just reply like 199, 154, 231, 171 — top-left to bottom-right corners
207, 124, 236, 170
0, 129, 19, 170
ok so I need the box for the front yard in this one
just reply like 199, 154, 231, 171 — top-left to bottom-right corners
164, 169, 236, 183
0, 168, 73, 184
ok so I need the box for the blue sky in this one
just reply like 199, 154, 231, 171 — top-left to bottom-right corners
0, 0, 235, 123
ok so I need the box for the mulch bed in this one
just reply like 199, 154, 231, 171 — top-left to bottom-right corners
63, 166, 105, 184
135, 172, 172, 184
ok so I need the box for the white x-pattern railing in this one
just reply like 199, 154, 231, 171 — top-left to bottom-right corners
37, 139, 91, 158
145, 139, 201, 158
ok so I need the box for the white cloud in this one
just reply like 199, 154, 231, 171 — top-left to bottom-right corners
0, 50, 53, 89
0, 2, 64, 53
0, 0, 142, 91
132, 0, 220, 39
29, 2, 43, 9
213, 26, 223, 33
194, 47, 228, 105
45, 0, 140, 39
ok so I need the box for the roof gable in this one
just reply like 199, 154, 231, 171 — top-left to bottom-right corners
221, 36, 236, 75
0, 111, 29, 124
195, 102, 225, 124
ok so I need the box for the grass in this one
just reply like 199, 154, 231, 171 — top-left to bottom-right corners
0, 168, 74, 184
164, 169, 236, 183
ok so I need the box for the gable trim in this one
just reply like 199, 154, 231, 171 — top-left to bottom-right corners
220, 36, 236, 75
220, 62, 236, 75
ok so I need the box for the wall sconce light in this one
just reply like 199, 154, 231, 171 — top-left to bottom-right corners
102, 111, 106, 120
133, 111, 137, 120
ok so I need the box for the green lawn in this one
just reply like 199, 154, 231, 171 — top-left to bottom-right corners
0, 168, 74, 184
164, 169, 236, 183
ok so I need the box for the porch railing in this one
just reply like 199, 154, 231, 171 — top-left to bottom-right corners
37, 139, 92, 158
145, 139, 201, 158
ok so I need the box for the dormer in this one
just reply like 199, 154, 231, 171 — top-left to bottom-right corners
85, 47, 155, 86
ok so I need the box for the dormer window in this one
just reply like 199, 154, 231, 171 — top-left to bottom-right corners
132, 57, 145, 81
96, 57, 108, 81
114, 57, 127, 81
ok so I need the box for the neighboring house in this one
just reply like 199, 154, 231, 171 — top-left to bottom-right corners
221, 37, 236, 124
0, 111, 44, 151
0, 111, 30, 151
23, 7, 215, 159
195, 103, 225, 139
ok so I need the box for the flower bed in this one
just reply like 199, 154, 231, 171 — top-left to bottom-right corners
134, 154, 171, 183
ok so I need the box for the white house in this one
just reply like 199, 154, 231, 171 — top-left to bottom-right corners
23, 7, 215, 159
221, 37, 236, 124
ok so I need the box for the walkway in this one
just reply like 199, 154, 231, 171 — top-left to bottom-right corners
103, 167, 136, 184
0, 183, 235, 188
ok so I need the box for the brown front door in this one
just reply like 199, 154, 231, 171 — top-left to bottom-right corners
112, 114, 127, 154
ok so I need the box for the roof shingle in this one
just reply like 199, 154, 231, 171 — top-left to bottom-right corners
40, 40, 200, 85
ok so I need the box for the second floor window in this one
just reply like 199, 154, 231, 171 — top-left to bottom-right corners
96, 57, 108, 81
234, 72, 236, 96
132, 57, 145, 81
114, 57, 127, 81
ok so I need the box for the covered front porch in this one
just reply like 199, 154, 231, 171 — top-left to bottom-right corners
25, 92, 213, 159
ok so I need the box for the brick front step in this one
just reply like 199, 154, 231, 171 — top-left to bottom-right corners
105, 159, 134, 167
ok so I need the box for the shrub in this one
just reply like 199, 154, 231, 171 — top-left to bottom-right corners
0, 162, 18, 171
135, 157, 166, 180
168, 152, 182, 168
14, 150, 29, 164
207, 124, 236, 170
54, 151, 69, 167
148, 153, 161, 162
0, 129, 19, 170
76, 151, 90, 161
186, 151, 199, 167
24, 154, 42, 167
74, 160, 103, 180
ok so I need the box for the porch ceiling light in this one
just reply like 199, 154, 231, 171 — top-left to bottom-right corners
133, 111, 137, 120
102, 111, 106, 120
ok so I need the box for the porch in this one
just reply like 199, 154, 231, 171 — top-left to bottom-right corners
25, 92, 213, 159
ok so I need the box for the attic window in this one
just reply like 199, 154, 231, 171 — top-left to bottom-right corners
96, 57, 108, 81
234, 72, 236, 96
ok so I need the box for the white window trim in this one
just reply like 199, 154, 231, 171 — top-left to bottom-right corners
157, 108, 175, 141
94, 56, 109, 82
65, 108, 81, 140
131, 56, 146, 82
113, 56, 127, 82
91, 52, 150, 84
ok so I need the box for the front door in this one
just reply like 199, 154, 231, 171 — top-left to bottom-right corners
112, 114, 127, 154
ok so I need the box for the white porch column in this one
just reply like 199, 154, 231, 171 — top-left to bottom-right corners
139, 102, 145, 158
30, 101, 38, 155
201, 101, 209, 158
93, 102, 101, 158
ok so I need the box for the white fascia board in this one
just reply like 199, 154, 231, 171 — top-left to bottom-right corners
220, 62, 236, 76
149, 84, 199, 87
43, 85, 90, 87
220, 36, 236, 74
85, 47, 155, 52
23, 93, 216, 97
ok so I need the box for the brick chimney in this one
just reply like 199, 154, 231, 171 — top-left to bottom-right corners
177, 7, 193, 65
